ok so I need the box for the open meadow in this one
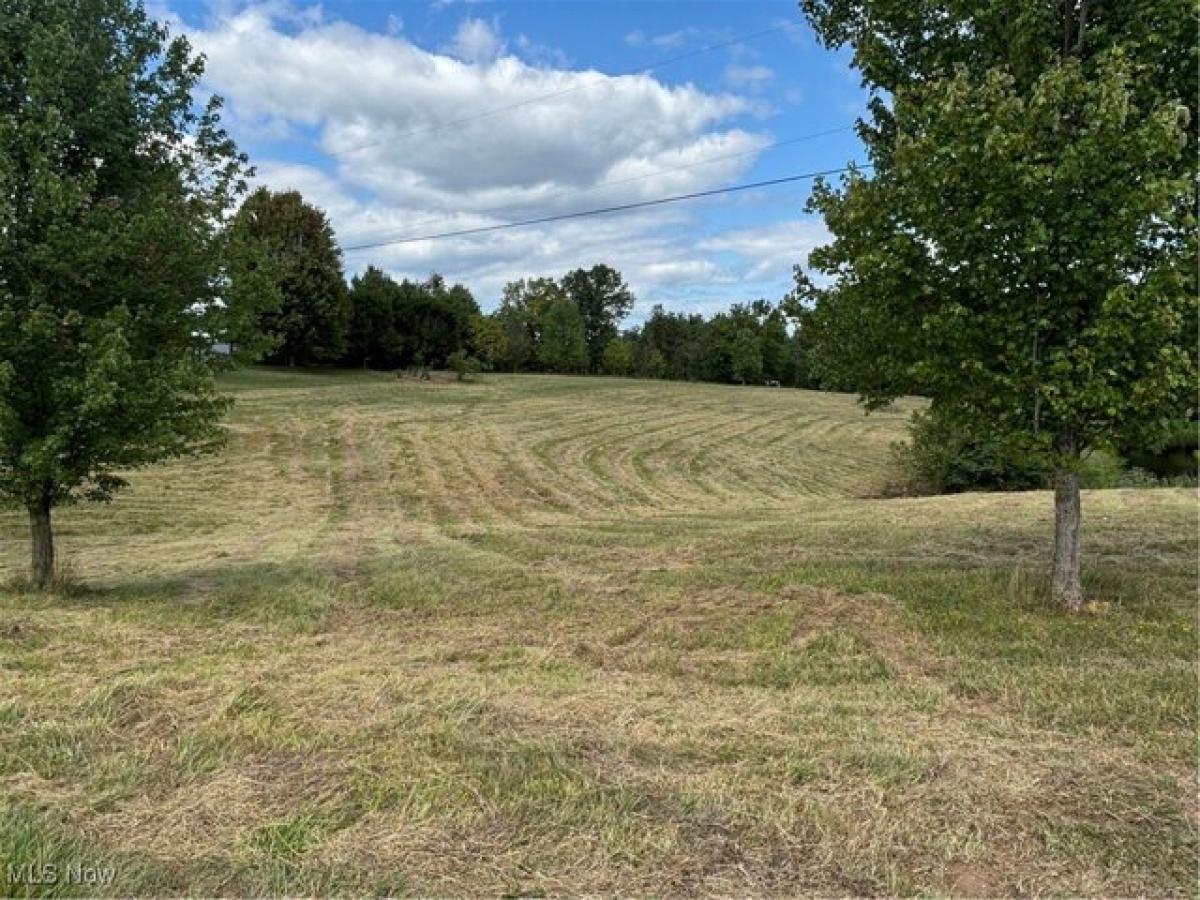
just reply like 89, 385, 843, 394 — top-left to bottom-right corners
1, 368, 1196, 896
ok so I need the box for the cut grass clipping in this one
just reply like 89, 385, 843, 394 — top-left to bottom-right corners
1, 369, 1196, 896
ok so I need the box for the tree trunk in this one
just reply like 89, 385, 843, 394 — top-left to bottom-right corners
28, 497, 54, 589
1052, 467, 1083, 612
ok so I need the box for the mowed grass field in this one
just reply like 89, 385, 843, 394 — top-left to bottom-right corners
1, 368, 1196, 897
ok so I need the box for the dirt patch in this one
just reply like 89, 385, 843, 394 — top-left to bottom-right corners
945, 859, 1006, 897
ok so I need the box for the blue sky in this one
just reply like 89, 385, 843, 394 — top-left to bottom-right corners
156, 0, 868, 319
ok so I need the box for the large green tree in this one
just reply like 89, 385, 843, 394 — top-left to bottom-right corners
495, 277, 567, 372
231, 188, 350, 366
796, 0, 1197, 610
344, 266, 401, 368
0, 0, 251, 586
601, 337, 635, 377
729, 328, 765, 386
469, 314, 507, 371
537, 294, 589, 374
561, 264, 635, 373
396, 274, 479, 368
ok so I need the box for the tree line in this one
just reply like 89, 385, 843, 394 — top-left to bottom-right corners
223, 186, 821, 388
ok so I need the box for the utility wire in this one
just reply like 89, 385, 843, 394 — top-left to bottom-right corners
346, 123, 854, 248
326, 24, 787, 158
344, 164, 868, 251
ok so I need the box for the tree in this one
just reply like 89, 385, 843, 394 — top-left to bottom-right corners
537, 294, 589, 374
493, 287, 537, 372
209, 226, 282, 365
709, 304, 762, 384
447, 349, 482, 381
0, 0, 250, 587
640, 348, 668, 380
345, 266, 401, 368
469, 314, 507, 371
561, 265, 635, 373
497, 277, 574, 372
756, 301, 791, 383
638, 305, 718, 382
730, 328, 764, 386
796, 0, 1198, 610
231, 188, 350, 366
601, 338, 635, 377
391, 274, 480, 369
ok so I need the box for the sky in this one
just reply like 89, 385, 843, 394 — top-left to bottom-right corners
153, 0, 869, 320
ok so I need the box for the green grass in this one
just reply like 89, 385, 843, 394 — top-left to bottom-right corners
0, 367, 1196, 896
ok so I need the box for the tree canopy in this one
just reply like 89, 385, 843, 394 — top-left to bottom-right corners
796, 0, 1198, 609
345, 266, 402, 369
231, 187, 351, 367
0, 0, 250, 585
561, 265, 636, 373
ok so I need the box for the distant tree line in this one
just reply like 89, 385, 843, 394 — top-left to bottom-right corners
225, 186, 1194, 507
607, 300, 811, 387
225, 187, 821, 389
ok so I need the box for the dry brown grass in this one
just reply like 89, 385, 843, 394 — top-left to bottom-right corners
0, 368, 1195, 897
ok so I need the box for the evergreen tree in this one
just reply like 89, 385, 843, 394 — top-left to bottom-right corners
345, 266, 401, 368
392, 275, 480, 368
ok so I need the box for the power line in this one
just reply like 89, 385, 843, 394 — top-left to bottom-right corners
343, 164, 868, 251
325, 24, 787, 159
345, 123, 854, 248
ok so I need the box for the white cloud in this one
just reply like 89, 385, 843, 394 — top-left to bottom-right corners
698, 220, 830, 281
182, 2, 806, 314
724, 64, 775, 90
773, 17, 808, 47
624, 27, 702, 50
447, 17, 504, 64
514, 33, 570, 69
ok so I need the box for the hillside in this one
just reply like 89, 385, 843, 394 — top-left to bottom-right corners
1, 369, 1196, 896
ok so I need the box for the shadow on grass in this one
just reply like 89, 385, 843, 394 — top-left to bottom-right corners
1, 560, 342, 635
1, 536, 581, 637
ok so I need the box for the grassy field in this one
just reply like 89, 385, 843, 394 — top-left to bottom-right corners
1, 368, 1196, 897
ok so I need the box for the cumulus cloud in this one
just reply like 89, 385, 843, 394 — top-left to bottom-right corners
697, 220, 831, 281
182, 2, 808, 313
447, 17, 504, 63
513, 32, 570, 68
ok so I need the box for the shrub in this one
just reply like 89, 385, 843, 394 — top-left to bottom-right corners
1122, 418, 1198, 478
447, 350, 482, 382
891, 409, 1049, 494
1079, 448, 1196, 489
895, 411, 1197, 495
